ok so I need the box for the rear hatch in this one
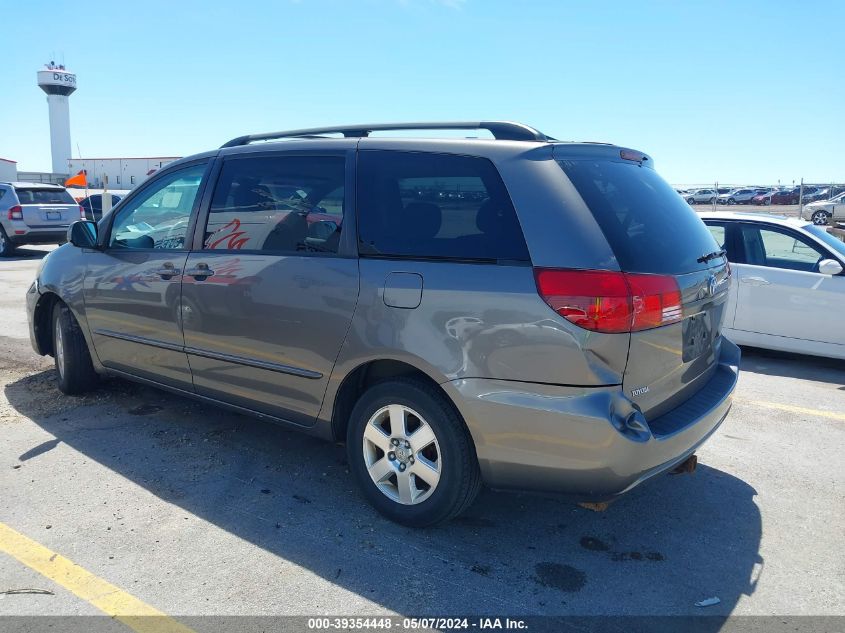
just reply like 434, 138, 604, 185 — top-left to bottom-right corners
557, 153, 730, 422
14, 186, 79, 228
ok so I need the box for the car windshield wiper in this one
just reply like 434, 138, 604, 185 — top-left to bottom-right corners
697, 249, 726, 264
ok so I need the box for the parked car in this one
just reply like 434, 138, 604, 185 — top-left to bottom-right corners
685, 188, 717, 205
717, 188, 760, 205
27, 121, 738, 526
802, 188, 829, 203
80, 193, 123, 222
701, 211, 845, 359
801, 192, 845, 225
0, 182, 83, 256
762, 188, 801, 205
749, 188, 778, 205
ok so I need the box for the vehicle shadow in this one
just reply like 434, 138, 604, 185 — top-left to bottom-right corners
739, 346, 845, 387
5, 371, 762, 622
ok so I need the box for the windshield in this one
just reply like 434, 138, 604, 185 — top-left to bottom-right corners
15, 188, 76, 204
558, 159, 723, 274
805, 225, 845, 260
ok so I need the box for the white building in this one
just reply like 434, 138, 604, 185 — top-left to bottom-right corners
67, 157, 181, 189
0, 158, 18, 182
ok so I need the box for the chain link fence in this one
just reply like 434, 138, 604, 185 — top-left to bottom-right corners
672, 181, 845, 219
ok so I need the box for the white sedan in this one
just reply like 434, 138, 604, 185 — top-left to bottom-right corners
699, 212, 845, 360
801, 192, 845, 226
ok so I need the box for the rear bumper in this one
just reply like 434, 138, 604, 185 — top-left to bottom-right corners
9, 227, 68, 244
444, 338, 740, 498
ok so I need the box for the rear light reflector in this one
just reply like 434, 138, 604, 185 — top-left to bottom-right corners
8, 205, 23, 220
534, 268, 683, 334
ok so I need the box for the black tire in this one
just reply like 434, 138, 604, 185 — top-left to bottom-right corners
0, 226, 15, 257
52, 302, 98, 395
686, 197, 695, 205
727, 198, 736, 205
811, 210, 830, 226
347, 378, 481, 527
764, 198, 771, 206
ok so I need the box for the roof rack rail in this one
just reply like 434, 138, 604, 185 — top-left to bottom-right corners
220, 121, 549, 148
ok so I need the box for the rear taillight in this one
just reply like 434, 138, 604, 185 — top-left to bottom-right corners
534, 268, 683, 334
534, 269, 631, 333
626, 273, 683, 331
79, 205, 86, 219
7, 205, 23, 221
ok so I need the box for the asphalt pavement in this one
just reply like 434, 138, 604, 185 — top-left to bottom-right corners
0, 244, 842, 627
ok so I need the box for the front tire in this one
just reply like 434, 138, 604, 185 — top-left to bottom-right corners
52, 302, 98, 395
811, 210, 830, 226
347, 378, 481, 527
0, 226, 15, 257
727, 198, 736, 205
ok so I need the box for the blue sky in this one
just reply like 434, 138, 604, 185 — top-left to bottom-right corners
1, 0, 842, 184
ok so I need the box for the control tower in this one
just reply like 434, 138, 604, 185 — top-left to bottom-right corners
37, 62, 77, 174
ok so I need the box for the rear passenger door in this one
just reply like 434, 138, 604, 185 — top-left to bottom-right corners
181, 152, 359, 426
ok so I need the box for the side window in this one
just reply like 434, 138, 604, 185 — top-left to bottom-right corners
109, 163, 206, 249
741, 225, 824, 272
357, 150, 529, 261
204, 155, 345, 254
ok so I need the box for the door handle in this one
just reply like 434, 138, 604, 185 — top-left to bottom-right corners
154, 262, 179, 280
185, 263, 214, 280
741, 276, 771, 286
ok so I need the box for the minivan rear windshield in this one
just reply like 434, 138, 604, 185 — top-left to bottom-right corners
557, 159, 723, 274
15, 188, 76, 205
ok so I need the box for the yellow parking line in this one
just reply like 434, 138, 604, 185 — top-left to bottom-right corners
735, 398, 845, 421
0, 522, 195, 633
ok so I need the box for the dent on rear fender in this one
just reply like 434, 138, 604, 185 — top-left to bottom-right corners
344, 259, 630, 387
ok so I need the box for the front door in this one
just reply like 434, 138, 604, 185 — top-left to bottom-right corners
181, 152, 358, 426
732, 222, 844, 345
83, 162, 208, 388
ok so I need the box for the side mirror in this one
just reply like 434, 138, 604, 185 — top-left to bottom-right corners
68, 220, 98, 249
818, 259, 844, 275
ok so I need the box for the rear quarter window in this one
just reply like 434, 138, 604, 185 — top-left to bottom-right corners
558, 159, 722, 274
357, 151, 529, 262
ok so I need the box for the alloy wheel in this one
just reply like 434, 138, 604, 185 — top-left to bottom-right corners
811, 211, 829, 225
362, 404, 442, 505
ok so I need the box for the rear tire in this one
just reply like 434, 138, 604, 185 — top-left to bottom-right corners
347, 378, 481, 527
52, 302, 98, 395
0, 226, 15, 257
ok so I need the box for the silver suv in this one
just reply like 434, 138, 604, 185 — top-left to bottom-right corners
0, 182, 82, 256
26, 122, 739, 526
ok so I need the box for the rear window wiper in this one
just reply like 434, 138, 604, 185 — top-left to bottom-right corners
697, 249, 726, 264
